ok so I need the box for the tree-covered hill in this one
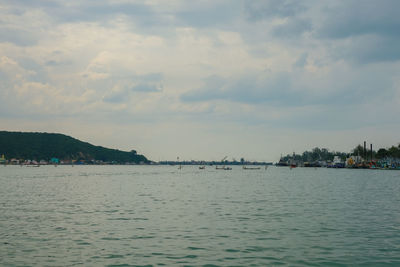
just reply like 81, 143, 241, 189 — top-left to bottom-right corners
0, 131, 149, 163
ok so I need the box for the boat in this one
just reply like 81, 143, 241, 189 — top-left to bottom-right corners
216, 156, 231, 170
243, 166, 261, 170
216, 166, 232, 170
276, 156, 289, 166
332, 156, 345, 168
199, 166, 205, 170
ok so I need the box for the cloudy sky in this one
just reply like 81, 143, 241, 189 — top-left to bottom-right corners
1, 0, 399, 162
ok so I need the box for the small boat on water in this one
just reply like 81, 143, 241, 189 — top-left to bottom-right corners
243, 166, 261, 170
216, 166, 232, 170
199, 166, 205, 170
276, 157, 289, 166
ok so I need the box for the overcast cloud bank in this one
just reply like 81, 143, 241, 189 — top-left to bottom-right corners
0, 0, 399, 161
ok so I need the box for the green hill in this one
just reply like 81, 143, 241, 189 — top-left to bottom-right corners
0, 131, 149, 164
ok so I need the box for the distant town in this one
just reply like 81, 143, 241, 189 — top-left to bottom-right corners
0, 131, 399, 170
274, 141, 400, 170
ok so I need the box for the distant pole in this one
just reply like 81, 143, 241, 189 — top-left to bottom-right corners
370, 144, 373, 162
177, 156, 181, 170
364, 141, 366, 161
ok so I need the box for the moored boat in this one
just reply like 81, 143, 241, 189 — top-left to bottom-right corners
243, 166, 261, 170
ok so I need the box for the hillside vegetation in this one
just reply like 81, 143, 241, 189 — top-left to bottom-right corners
0, 131, 149, 163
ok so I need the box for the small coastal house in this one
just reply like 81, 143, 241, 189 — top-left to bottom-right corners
50, 158, 60, 164
10, 158, 19, 164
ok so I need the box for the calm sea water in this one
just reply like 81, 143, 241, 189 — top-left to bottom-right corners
1, 165, 400, 266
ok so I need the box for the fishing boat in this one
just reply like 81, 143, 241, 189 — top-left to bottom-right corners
216, 166, 232, 170
243, 166, 261, 170
276, 156, 288, 166
216, 156, 231, 170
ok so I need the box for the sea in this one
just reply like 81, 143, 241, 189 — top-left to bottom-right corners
1, 165, 400, 266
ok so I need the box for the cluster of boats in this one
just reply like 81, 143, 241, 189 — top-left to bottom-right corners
196, 165, 268, 170
195, 156, 268, 170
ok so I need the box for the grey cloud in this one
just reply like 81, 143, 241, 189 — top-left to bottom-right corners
180, 75, 228, 102
270, 105, 388, 131
334, 36, 400, 64
317, 0, 400, 39
176, 1, 241, 28
45, 60, 69, 67
228, 73, 294, 104
83, 68, 165, 103
102, 72, 164, 103
0, 27, 38, 46
314, 1, 400, 64
3, 1, 237, 38
2, 1, 162, 30
72, 3, 158, 27
181, 72, 303, 106
103, 83, 162, 103
103, 90, 127, 103
131, 84, 162, 93
181, 63, 397, 108
294, 53, 308, 68
0, 70, 8, 82
0, 57, 48, 84
140, 73, 163, 82
1, 1, 219, 39
18, 58, 49, 83
1, 0, 61, 9
244, 0, 307, 21
272, 17, 312, 38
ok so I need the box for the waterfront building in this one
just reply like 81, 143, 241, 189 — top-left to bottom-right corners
0, 154, 6, 164
10, 158, 19, 164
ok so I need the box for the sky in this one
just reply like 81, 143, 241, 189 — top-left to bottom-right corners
0, 0, 399, 162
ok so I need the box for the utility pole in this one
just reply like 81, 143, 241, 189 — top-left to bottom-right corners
364, 141, 367, 161
370, 144, 373, 162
